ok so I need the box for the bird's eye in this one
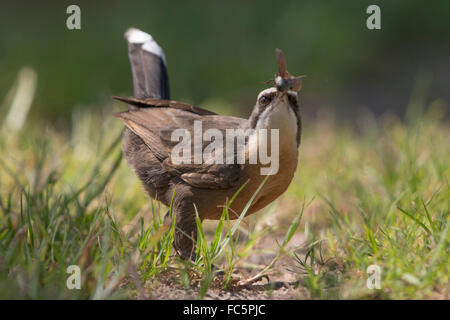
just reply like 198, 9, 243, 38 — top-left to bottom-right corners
259, 95, 272, 106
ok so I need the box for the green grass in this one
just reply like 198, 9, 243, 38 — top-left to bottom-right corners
0, 99, 448, 299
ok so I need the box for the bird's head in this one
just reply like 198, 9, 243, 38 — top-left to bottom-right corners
249, 49, 304, 146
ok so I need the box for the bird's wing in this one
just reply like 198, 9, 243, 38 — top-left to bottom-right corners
112, 96, 217, 116
114, 104, 248, 189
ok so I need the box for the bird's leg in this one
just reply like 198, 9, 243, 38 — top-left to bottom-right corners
171, 210, 225, 278
173, 212, 197, 261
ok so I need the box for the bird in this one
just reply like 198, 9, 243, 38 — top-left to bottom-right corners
113, 28, 304, 260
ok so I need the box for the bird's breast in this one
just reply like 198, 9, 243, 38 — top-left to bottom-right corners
244, 103, 300, 213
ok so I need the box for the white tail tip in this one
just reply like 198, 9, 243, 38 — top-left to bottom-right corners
124, 27, 166, 65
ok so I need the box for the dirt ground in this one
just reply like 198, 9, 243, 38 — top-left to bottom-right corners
140, 232, 310, 300
147, 279, 303, 300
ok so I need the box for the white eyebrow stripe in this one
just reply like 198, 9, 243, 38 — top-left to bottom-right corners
257, 87, 277, 100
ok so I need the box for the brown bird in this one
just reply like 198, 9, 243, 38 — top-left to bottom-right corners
114, 28, 304, 259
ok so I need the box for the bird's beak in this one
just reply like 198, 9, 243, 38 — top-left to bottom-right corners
274, 90, 288, 105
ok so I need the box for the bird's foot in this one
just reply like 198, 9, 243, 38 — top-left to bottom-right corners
175, 246, 197, 262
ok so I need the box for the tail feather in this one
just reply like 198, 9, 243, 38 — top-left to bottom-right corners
124, 28, 170, 101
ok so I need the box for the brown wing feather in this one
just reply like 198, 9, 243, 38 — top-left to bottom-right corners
112, 96, 217, 116
114, 105, 247, 190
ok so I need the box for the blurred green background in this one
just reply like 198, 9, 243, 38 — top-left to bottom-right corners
0, 0, 449, 123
